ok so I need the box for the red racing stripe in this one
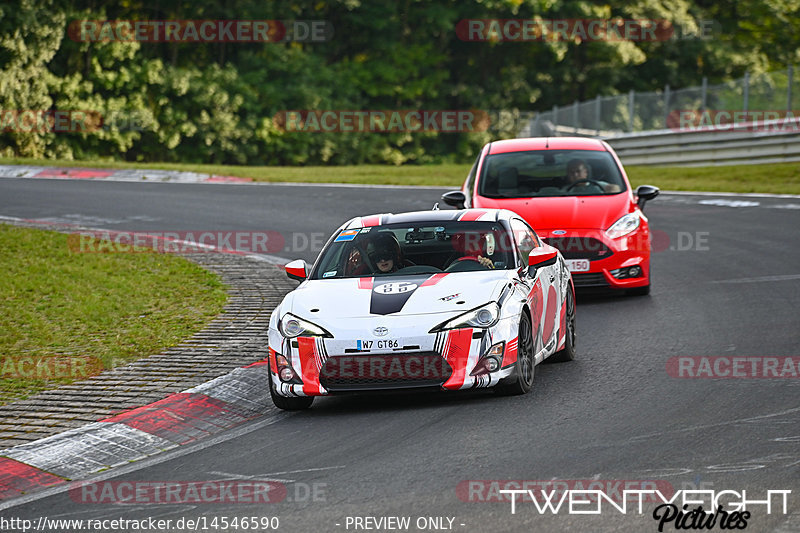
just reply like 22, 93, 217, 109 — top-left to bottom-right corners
504, 336, 519, 366
458, 210, 487, 222
0, 458, 65, 501
297, 337, 323, 395
442, 328, 474, 390
360, 215, 382, 227
358, 277, 374, 290
542, 286, 558, 346
528, 279, 544, 347
420, 273, 449, 287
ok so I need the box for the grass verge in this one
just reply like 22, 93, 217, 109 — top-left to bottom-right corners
2, 157, 799, 193
0, 224, 228, 404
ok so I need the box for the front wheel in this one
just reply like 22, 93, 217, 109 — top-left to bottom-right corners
549, 287, 576, 363
495, 312, 535, 396
269, 375, 314, 410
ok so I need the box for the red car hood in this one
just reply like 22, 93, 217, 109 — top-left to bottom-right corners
476, 193, 632, 230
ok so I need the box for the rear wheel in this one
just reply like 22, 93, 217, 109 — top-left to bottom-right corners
495, 312, 535, 396
549, 287, 576, 363
269, 375, 314, 410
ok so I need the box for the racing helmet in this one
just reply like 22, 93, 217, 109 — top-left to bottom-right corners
367, 231, 402, 268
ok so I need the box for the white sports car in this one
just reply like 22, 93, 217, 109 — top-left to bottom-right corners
268, 208, 576, 410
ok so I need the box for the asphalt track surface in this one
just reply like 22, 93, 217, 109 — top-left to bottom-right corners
1, 178, 799, 532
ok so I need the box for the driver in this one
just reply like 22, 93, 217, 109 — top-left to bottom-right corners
561, 159, 621, 193
367, 232, 404, 274
451, 232, 495, 269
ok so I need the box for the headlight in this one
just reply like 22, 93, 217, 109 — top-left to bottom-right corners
278, 313, 332, 338
605, 212, 641, 239
430, 302, 500, 333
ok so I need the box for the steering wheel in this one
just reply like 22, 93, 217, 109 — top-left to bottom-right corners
456, 256, 482, 263
567, 179, 604, 191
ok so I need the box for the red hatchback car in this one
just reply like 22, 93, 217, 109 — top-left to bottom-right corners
442, 137, 659, 295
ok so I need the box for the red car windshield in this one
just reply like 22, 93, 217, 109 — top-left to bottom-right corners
479, 149, 626, 198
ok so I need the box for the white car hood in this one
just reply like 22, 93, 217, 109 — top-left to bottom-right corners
287, 271, 510, 321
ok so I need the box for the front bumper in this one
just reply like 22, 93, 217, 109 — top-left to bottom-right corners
268, 320, 520, 397
543, 227, 650, 290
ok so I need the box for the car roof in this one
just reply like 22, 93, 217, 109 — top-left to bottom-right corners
343, 209, 517, 229
487, 137, 608, 154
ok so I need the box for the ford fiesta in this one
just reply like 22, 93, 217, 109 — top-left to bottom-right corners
268, 209, 575, 410
442, 137, 659, 295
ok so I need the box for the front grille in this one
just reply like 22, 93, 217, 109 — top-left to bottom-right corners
319, 352, 452, 392
571, 272, 609, 288
544, 237, 613, 261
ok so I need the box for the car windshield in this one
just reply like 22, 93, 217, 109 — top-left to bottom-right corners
310, 221, 516, 280
479, 149, 626, 198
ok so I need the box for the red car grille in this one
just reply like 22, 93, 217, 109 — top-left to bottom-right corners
544, 237, 613, 261
571, 272, 609, 288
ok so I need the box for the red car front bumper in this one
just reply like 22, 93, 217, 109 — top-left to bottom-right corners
540, 226, 651, 290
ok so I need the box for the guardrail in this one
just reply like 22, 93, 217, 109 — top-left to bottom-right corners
523, 118, 800, 167
603, 117, 800, 166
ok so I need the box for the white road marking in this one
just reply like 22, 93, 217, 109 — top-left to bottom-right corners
712, 274, 800, 284
0, 213, 288, 265
698, 199, 760, 207
0, 410, 290, 511
627, 406, 800, 442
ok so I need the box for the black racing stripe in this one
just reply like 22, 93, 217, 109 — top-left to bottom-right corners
370, 275, 431, 315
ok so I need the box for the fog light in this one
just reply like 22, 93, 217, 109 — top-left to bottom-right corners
279, 367, 295, 382
629, 265, 642, 277
470, 342, 505, 376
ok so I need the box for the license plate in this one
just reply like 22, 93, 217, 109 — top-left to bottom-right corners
566, 259, 590, 272
357, 339, 400, 351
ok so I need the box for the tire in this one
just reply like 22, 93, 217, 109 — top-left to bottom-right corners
627, 284, 650, 296
269, 375, 314, 410
549, 287, 576, 363
495, 312, 535, 396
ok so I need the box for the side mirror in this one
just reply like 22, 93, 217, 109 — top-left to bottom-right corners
528, 246, 559, 269
285, 259, 308, 282
635, 185, 660, 209
441, 191, 466, 209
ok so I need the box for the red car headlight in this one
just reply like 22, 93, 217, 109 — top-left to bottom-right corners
605, 212, 641, 239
